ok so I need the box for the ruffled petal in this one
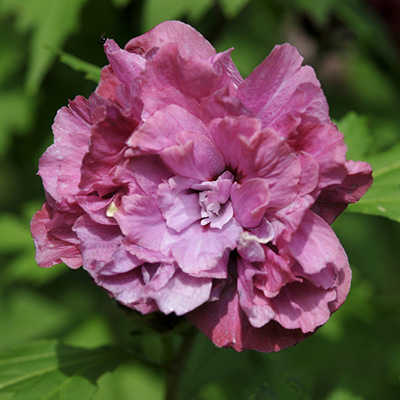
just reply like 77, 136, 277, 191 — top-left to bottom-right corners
231, 178, 270, 228
125, 20, 216, 59
31, 203, 82, 269
103, 39, 146, 88
285, 209, 342, 275
162, 219, 242, 277
161, 131, 225, 181
115, 194, 166, 252
237, 129, 301, 209
314, 160, 373, 224
127, 104, 208, 155
270, 280, 337, 333
187, 280, 309, 352
237, 44, 328, 128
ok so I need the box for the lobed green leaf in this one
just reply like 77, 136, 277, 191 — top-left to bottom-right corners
0, 341, 128, 400
348, 143, 400, 223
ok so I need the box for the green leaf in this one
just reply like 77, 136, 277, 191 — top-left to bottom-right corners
348, 142, 400, 223
326, 387, 364, 400
0, 341, 128, 400
47, 46, 101, 83
1, 0, 89, 95
336, 112, 372, 160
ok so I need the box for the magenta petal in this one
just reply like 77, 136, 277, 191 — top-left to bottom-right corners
161, 131, 225, 181
165, 192, 201, 232
314, 160, 373, 224
291, 123, 347, 190
187, 281, 309, 352
31, 203, 82, 269
125, 20, 216, 59
141, 43, 228, 118
104, 39, 145, 88
237, 44, 326, 128
115, 194, 166, 252
237, 259, 275, 327
130, 155, 173, 196
72, 215, 122, 273
155, 271, 212, 315
286, 209, 342, 274
238, 129, 300, 209
39, 96, 91, 202
157, 176, 198, 216
127, 104, 208, 154
270, 280, 337, 333
231, 178, 270, 228
210, 116, 261, 171
268, 83, 330, 137
99, 245, 143, 276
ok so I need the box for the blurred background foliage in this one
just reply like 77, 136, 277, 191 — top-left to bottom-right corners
0, 0, 400, 399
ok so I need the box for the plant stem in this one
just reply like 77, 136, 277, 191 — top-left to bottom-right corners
164, 327, 198, 400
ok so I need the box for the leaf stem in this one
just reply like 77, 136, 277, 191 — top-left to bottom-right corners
163, 327, 198, 400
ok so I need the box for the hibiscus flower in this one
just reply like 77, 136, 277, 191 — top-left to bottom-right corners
31, 21, 372, 352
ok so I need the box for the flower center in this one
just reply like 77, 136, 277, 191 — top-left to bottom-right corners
191, 171, 234, 229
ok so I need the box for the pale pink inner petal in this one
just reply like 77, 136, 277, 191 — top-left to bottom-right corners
162, 219, 242, 276
231, 178, 270, 228
155, 271, 213, 315
165, 192, 201, 232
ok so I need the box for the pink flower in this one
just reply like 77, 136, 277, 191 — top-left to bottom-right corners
31, 21, 372, 352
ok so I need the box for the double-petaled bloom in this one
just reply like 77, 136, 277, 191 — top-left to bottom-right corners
31, 21, 372, 352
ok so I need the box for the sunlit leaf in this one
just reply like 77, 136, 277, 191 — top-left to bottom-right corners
348, 143, 400, 223
93, 362, 163, 400
0, 341, 127, 400
337, 112, 372, 161
326, 388, 364, 400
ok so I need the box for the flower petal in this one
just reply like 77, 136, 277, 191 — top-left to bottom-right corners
238, 129, 300, 209
231, 178, 270, 228
270, 280, 337, 333
161, 131, 225, 181
115, 194, 166, 252
155, 270, 212, 315
31, 203, 82, 269
285, 209, 342, 275
314, 160, 373, 224
127, 104, 208, 154
104, 39, 145, 88
237, 44, 328, 128
162, 219, 242, 277
125, 20, 216, 59
187, 280, 309, 352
